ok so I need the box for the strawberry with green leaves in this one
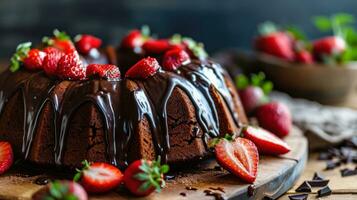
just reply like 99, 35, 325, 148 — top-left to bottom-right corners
32, 181, 88, 200
42, 29, 76, 53
121, 25, 151, 50
74, 34, 102, 55
169, 34, 208, 60
254, 21, 295, 61
235, 72, 273, 115
73, 160, 123, 194
9, 42, 46, 72
123, 157, 169, 197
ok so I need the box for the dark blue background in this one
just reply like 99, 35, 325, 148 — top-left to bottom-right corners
0, 0, 356, 59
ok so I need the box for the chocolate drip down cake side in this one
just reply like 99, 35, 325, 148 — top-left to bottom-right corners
0, 30, 248, 169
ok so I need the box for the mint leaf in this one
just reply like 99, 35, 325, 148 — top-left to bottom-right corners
313, 16, 332, 32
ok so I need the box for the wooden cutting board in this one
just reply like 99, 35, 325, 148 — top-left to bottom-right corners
0, 127, 307, 200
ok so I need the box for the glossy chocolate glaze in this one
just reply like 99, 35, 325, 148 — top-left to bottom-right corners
0, 47, 242, 168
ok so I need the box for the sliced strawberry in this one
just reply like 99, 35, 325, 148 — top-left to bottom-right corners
43, 47, 65, 76
56, 52, 86, 80
125, 57, 160, 79
75, 34, 102, 55
243, 126, 291, 155
256, 102, 292, 138
215, 138, 259, 183
121, 30, 145, 49
32, 181, 88, 200
123, 158, 169, 197
0, 141, 14, 175
74, 161, 123, 193
142, 39, 171, 54
162, 48, 191, 71
86, 64, 121, 80
23, 49, 46, 70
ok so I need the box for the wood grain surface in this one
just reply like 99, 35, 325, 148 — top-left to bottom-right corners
0, 127, 307, 200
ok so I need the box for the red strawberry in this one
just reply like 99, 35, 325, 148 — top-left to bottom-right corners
43, 47, 65, 76
57, 52, 86, 80
256, 102, 292, 138
74, 161, 123, 193
295, 50, 314, 64
23, 49, 46, 70
123, 158, 169, 197
312, 36, 346, 59
142, 39, 171, 54
75, 34, 102, 55
0, 141, 14, 175
254, 32, 295, 61
243, 126, 291, 155
125, 57, 160, 79
215, 138, 259, 183
121, 30, 145, 49
162, 48, 191, 71
238, 86, 265, 115
43, 29, 76, 53
86, 64, 121, 79
32, 181, 87, 200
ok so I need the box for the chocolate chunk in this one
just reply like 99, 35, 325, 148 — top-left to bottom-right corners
204, 190, 225, 200
179, 192, 186, 196
185, 186, 198, 191
312, 172, 325, 180
248, 184, 255, 197
340, 168, 357, 177
295, 181, 311, 192
325, 160, 340, 170
288, 193, 308, 200
307, 179, 329, 187
317, 186, 332, 197
318, 152, 333, 160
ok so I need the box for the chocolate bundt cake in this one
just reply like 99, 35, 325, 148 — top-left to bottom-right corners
0, 29, 247, 168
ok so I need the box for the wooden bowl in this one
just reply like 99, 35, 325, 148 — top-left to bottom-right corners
214, 50, 357, 104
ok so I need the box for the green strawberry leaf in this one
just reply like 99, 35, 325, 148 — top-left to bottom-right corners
9, 42, 32, 72
313, 16, 332, 32
235, 74, 249, 89
285, 25, 307, 41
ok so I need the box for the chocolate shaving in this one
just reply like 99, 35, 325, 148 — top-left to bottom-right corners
288, 193, 308, 200
317, 186, 332, 197
307, 179, 329, 187
295, 181, 311, 192
340, 168, 357, 177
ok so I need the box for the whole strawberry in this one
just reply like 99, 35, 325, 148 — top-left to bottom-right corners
312, 36, 346, 61
32, 181, 87, 200
256, 102, 292, 138
43, 47, 65, 76
121, 26, 151, 49
142, 39, 171, 54
236, 73, 272, 115
0, 141, 14, 175
75, 34, 102, 55
295, 50, 314, 64
162, 48, 191, 71
43, 29, 76, 53
86, 64, 121, 80
123, 157, 169, 197
57, 52, 86, 80
23, 49, 46, 70
125, 57, 161, 79
254, 22, 295, 61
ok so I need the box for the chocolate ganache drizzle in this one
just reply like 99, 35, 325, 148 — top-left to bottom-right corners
0, 47, 242, 168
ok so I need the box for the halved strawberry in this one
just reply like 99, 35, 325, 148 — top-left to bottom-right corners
123, 158, 169, 197
242, 126, 291, 155
32, 181, 88, 200
75, 34, 102, 55
0, 141, 14, 175
125, 57, 160, 79
215, 138, 259, 183
74, 161, 123, 193
86, 64, 121, 80
142, 39, 171, 54
162, 48, 191, 71
23, 49, 46, 71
